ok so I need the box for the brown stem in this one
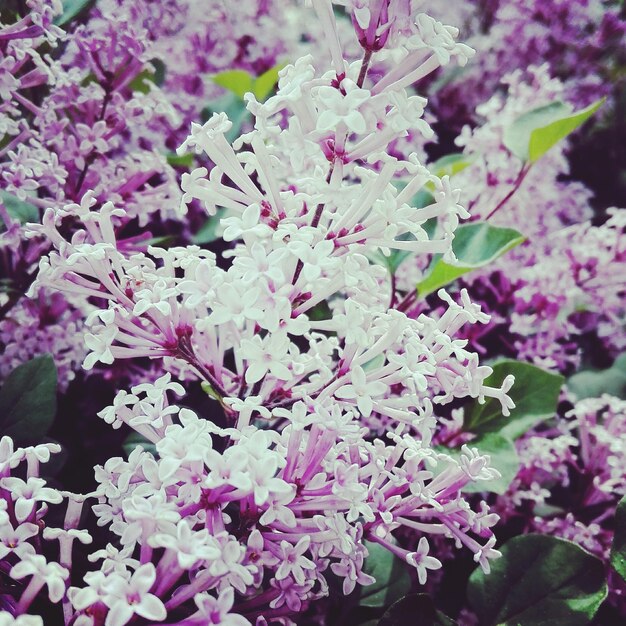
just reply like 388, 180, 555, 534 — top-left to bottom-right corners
292, 165, 335, 286
357, 49, 373, 88
389, 272, 397, 308
396, 289, 417, 313
484, 163, 531, 221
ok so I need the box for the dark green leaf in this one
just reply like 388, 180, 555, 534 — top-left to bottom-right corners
128, 69, 154, 94
567, 353, 626, 400
54, 0, 95, 26
128, 60, 166, 93
192, 210, 225, 245
441, 434, 519, 494
464, 360, 564, 439
0, 191, 39, 225
468, 534, 607, 626
0, 355, 57, 444
611, 496, 626, 581
359, 540, 410, 608
122, 431, 157, 458
378, 594, 457, 626
307, 300, 332, 322
416, 223, 525, 298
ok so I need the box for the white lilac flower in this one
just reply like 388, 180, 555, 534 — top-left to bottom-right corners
406, 537, 442, 584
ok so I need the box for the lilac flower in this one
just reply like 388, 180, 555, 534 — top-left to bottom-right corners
406, 537, 442, 585
186, 588, 251, 626
101, 564, 166, 626
0, 476, 63, 522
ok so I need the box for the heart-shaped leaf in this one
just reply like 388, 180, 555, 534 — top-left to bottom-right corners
254, 64, 286, 101
212, 64, 285, 102
528, 98, 605, 162
440, 434, 519, 495
464, 360, 564, 439
468, 534, 607, 626
359, 540, 410, 608
416, 223, 525, 298
378, 594, 456, 626
211, 69, 254, 99
0, 355, 57, 444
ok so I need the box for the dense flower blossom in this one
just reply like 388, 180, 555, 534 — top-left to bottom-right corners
428, 0, 626, 126
397, 65, 625, 372
0, 3, 519, 623
0, 1, 624, 624
0, 0, 314, 387
495, 394, 626, 608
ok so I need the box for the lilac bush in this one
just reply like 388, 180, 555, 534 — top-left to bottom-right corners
0, 1, 624, 625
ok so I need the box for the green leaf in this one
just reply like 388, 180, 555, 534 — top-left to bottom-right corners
211, 70, 254, 100
611, 496, 626, 581
378, 594, 457, 626
0, 191, 39, 225
212, 64, 285, 103
468, 534, 607, 626
166, 152, 194, 168
307, 300, 332, 322
192, 210, 225, 245
416, 222, 525, 298
0, 355, 57, 444
528, 98, 605, 162
503, 99, 605, 162
202, 93, 250, 143
54, 0, 95, 26
424, 153, 475, 192
128, 69, 153, 94
253, 64, 285, 101
128, 60, 166, 93
122, 431, 157, 458
441, 434, 519, 495
464, 360, 564, 439
567, 353, 626, 400
359, 540, 410, 608
143, 235, 176, 249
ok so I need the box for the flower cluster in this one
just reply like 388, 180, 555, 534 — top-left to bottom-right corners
1, 1, 625, 624
0, 1, 317, 388
0, 2, 516, 624
429, 0, 626, 126
397, 64, 625, 372
496, 393, 626, 608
